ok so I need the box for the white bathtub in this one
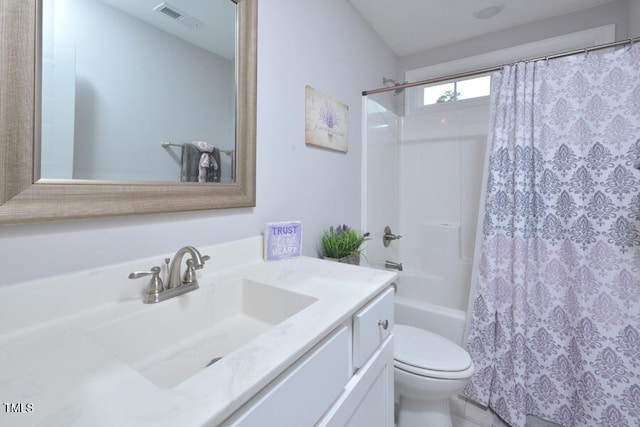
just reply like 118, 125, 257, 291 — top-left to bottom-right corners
394, 271, 468, 346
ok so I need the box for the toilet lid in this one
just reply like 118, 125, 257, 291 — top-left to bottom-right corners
394, 324, 472, 372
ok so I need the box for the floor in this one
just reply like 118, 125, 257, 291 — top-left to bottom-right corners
451, 394, 562, 427
451, 394, 494, 427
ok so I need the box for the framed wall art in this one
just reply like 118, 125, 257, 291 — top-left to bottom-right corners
305, 86, 349, 152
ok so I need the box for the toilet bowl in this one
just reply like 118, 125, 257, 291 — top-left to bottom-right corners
394, 324, 474, 427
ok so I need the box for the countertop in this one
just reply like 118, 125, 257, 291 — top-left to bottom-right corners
0, 237, 396, 426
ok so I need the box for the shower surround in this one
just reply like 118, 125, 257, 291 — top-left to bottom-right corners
363, 90, 493, 426
364, 95, 489, 315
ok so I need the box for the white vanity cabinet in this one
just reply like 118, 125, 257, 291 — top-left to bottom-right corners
223, 286, 395, 427
318, 286, 395, 427
0, 237, 400, 427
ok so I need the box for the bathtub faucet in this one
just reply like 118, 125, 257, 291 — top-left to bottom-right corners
385, 260, 403, 271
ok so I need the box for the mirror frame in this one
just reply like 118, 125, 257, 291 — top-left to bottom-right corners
0, 0, 257, 225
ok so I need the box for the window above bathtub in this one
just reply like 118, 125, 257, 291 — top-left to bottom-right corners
421, 75, 491, 106
404, 25, 614, 115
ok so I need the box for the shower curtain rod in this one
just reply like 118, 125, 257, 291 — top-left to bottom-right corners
362, 36, 640, 96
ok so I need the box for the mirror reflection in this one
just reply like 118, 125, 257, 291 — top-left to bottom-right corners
40, 0, 237, 183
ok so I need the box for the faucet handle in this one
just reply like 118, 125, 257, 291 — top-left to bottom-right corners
182, 259, 197, 284
182, 253, 210, 282
129, 266, 164, 303
383, 226, 402, 247
128, 266, 161, 280
182, 253, 210, 287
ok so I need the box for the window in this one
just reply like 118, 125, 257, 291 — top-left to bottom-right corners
406, 25, 614, 115
422, 75, 491, 106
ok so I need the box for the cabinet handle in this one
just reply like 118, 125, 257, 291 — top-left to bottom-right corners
378, 319, 389, 330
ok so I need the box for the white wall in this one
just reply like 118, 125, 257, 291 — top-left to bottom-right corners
630, 0, 640, 37
0, 0, 396, 287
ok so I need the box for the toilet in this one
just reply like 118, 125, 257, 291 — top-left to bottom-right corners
394, 324, 475, 427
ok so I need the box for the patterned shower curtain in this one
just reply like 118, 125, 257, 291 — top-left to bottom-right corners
464, 44, 640, 426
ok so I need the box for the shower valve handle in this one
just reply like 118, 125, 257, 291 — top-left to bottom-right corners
383, 226, 402, 247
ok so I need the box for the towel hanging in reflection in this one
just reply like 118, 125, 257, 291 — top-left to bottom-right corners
180, 141, 221, 182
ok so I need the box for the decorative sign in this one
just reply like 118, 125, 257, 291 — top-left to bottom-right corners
264, 221, 303, 261
305, 86, 348, 152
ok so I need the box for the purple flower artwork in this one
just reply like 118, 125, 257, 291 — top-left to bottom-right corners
319, 101, 340, 130
305, 86, 348, 152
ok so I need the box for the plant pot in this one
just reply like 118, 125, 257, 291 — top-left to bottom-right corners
323, 254, 360, 265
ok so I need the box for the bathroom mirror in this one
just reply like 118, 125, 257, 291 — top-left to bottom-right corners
0, 0, 257, 225
40, 0, 238, 183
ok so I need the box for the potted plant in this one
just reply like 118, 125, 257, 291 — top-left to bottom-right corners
321, 224, 370, 265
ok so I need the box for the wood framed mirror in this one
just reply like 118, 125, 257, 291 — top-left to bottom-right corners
0, 0, 256, 225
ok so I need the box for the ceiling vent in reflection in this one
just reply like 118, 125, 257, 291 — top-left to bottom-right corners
153, 2, 205, 30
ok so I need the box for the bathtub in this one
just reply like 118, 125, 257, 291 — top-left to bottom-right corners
393, 271, 468, 346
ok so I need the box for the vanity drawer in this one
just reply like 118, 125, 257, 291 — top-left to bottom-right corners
352, 287, 394, 369
224, 326, 349, 427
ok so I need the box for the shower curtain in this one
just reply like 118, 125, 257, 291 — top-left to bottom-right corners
464, 44, 640, 427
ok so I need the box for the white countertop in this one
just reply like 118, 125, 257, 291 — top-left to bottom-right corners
0, 237, 396, 426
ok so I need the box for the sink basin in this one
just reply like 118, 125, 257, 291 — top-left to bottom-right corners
89, 279, 317, 388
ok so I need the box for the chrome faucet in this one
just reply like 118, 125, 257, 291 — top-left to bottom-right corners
129, 246, 210, 304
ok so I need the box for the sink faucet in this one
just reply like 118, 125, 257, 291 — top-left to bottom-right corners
129, 246, 209, 304
167, 246, 209, 289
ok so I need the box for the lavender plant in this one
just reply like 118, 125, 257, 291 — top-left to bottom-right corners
321, 224, 370, 259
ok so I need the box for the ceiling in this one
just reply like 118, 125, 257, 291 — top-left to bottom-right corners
98, 0, 236, 59
348, 0, 622, 56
